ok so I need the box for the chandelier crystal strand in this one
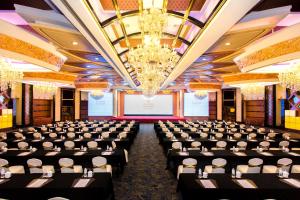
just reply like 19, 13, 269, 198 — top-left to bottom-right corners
129, 8, 180, 97
278, 71, 300, 92
0, 58, 23, 91
194, 90, 208, 100
33, 81, 57, 99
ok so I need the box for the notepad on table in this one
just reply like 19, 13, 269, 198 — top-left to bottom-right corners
178, 152, 189, 156
101, 151, 113, 155
288, 152, 300, 156
74, 151, 86, 156
73, 178, 92, 188
281, 178, 300, 188
235, 179, 257, 188
199, 179, 217, 188
201, 152, 214, 156
234, 152, 247, 156
258, 152, 273, 156
45, 151, 59, 156
26, 178, 51, 188
17, 152, 32, 156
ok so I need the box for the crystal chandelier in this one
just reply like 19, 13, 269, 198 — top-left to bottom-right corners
278, 71, 300, 92
128, 8, 180, 97
239, 83, 266, 100
194, 90, 208, 100
90, 90, 104, 100
0, 58, 23, 91
32, 81, 57, 99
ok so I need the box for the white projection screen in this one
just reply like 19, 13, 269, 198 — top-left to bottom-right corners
184, 93, 209, 116
88, 92, 113, 116
124, 94, 173, 115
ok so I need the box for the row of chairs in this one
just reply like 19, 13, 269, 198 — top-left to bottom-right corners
0, 157, 112, 175
171, 140, 293, 151
177, 157, 300, 179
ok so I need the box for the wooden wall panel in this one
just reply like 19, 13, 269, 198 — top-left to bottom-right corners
80, 100, 88, 120
32, 99, 52, 126
245, 100, 265, 126
209, 101, 217, 120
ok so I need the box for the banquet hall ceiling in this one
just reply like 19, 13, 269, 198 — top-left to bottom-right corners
0, 0, 299, 90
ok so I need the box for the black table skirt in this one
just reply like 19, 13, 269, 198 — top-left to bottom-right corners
0, 149, 126, 173
177, 173, 300, 200
0, 173, 114, 200
167, 150, 300, 175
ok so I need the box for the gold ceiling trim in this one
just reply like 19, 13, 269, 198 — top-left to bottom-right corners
222, 73, 278, 83
235, 36, 300, 71
189, 82, 222, 90
0, 33, 65, 68
23, 72, 76, 82
172, 0, 195, 47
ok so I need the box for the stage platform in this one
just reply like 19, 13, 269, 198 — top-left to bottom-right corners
112, 116, 186, 123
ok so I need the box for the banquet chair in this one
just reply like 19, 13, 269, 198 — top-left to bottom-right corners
102, 132, 110, 139
183, 124, 189, 128
258, 128, 266, 133
0, 158, 9, 171
279, 141, 289, 148
0, 142, 7, 149
55, 127, 62, 132
119, 132, 127, 139
212, 141, 227, 150
231, 128, 238, 133
112, 141, 117, 149
233, 133, 242, 140
96, 127, 102, 132
177, 158, 197, 179
162, 128, 169, 132
263, 158, 293, 173
33, 132, 42, 139
237, 141, 247, 150
67, 127, 75, 132
59, 158, 75, 173
166, 132, 174, 139
249, 133, 257, 139
291, 165, 300, 173
190, 127, 197, 132
48, 197, 70, 200
70, 123, 76, 128
15, 132, 25, 140
190, 141, 201, 149
239, 124, 246, 129
204, 158, 227, 174
8, 165, 25, 174
246, 128, 253, 133
27, 158, 43, 174
218, 128, 225, 133
47, 124, 53, 128
124, 127, 131, 132
49, 132, 57, 139
172, 142, 182, 151
237, 158, 263, 174
174, 128, 180, 132
259, 141, 270, 150
64, 141, 75, 150
43, 142, 54, 150
200, 132, 208, 139
83, 132, 92, 139
41, 127, 48, 133
92, 124, 99, 128
17, 141, 29, 150
282, 133, 291, 140
87, 141, 98, 149
202, 128, 210, 133
82, 127, 89, 133
215, 133, 223, 140
92, 156, 112, 175
229, 124, 235, 128
27, 127, 36, 132
67, 132, 75, 139
0, 132, 7, 141
181, 132, 189, 139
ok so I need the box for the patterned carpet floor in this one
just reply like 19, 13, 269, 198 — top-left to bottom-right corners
113, 123, 180, 200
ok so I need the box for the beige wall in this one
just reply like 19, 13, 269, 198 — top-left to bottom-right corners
12, 82, 22, 125
75, 89, 80, 120
55, 88, 61, 122
217, 90, 222, 120
236, 88, 242, 122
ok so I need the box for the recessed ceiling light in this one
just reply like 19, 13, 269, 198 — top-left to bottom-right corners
95, 57, 99, 60
225, 42, 231, 46
72, 41, 78, 45
202, 58, 207, 61
89, 75, 98, 79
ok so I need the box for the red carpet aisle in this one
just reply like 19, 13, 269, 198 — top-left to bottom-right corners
113, 124, 180, 200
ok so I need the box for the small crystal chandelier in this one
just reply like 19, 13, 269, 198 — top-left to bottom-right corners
278, 71, 300, 92
240, 83, 266, 100
90, 90, 104, 100
32, 81, 57, 99
128, 8, 180, 97
194, 90, 208, 100
0, 58, 23, 91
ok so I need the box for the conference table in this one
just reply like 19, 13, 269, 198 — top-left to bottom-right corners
167, 149, 300, 175
160, 138, 299, 154
3, 137, 132, 151
177, 173, 300, 200
0, 173, 114, 200
0, 149, 126, 174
